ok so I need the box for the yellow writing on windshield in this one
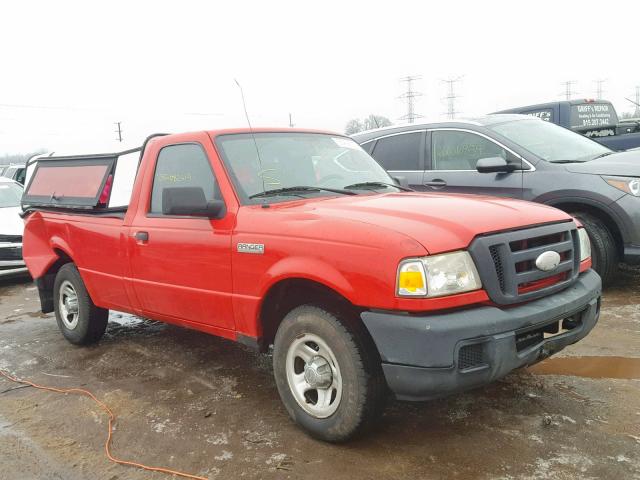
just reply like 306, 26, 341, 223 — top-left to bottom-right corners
159, 173, 193, 183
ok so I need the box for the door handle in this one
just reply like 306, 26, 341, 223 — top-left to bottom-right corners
134, 231, 149, 243
425, 179, 447, 189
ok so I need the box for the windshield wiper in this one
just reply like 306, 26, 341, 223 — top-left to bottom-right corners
343, 181, 413, 192
592, 152, 614, 160
249, 185, 356, 199
548, 159, 587, 164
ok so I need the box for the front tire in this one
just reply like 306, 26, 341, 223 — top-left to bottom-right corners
273, 305, 385, 442
571, 211, 618, 286
53, 263, 108, 345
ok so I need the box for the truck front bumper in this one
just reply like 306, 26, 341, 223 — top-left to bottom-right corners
0, 243, 28, 278
361, 269, 601, 401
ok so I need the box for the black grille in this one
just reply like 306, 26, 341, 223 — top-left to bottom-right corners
489, 245, 505, 291
0, 246, 22, 260
0, 235, 22, 243
458, 343, 486, 370
469, 222, 580, 305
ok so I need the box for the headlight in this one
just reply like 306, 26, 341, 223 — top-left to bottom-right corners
604, 176, 640, 196
397, 251, 482, 298
578, 227, 591, 262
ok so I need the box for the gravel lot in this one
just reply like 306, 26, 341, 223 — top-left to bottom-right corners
0, 268, 638, 480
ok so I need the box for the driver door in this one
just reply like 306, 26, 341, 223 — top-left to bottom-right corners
127, 140, 234, 331
423, 129, 525, 199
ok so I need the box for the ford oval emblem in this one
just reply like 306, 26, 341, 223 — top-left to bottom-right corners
535, 251, 561, 272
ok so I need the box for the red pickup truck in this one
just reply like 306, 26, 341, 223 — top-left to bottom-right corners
21, 129, 601, 441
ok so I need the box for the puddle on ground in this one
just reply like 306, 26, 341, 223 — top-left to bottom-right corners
528, 356, 640, 380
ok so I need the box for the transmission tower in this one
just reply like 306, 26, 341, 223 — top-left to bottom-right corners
441, 76, 463, 119
560, 81, 577, 100
594, 79, 607, 100
398, 76, 423, 123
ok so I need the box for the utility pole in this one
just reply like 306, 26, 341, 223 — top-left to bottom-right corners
398, 76, 423, 123
441, 76, 463, 119
594, 79, 607, 100
288, 113, 295, 128
114, 122, 123, 142
560, 81, 577, 100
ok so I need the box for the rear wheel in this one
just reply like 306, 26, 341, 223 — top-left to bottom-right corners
53, 263, 108, 345
273, 305, 386, 442
571, 211, 618, 286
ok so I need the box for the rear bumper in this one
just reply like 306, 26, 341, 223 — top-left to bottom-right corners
361, 269, 601, 401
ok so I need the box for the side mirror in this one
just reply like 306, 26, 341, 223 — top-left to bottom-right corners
392, 176, 409, 188
476, 156, 516, 173
162, 187, 226, 218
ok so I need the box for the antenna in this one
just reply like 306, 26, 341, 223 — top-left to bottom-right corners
234, 79, 266, 194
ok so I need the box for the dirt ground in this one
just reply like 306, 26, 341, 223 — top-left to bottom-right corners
0, 268, 638, 480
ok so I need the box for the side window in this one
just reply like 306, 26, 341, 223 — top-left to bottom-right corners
431, 131, 507, 171
360, 140, 376, 154
371, 132, 422, 171
150, 143, 219, 214
16, 168, 26, 185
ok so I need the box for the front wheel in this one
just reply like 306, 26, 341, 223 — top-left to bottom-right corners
570, 211, 618, 286
53, 263, 108, 345
273, 305, 385, 442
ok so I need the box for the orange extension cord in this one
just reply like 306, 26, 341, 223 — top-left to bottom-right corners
0, 369, 208, 480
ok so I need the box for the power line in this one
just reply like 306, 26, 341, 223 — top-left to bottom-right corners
441, 76, 463, 119
560, 81, 578, 100
398, 76, 423, 123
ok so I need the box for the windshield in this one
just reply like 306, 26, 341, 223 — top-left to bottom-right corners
216, 133, 397, 203
0, 182, 23, 208
489, 119, 611, 162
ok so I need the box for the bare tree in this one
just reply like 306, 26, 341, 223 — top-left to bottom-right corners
363, 114, 392, 131
345, 115, 392, 135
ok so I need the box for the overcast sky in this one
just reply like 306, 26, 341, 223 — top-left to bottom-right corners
1, 0, 639, 155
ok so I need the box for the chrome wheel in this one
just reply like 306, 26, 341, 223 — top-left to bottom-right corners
285, 333, 342, 418
59, 280, 79, 330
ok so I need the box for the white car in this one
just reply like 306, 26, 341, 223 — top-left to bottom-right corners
0, 177, 28, 277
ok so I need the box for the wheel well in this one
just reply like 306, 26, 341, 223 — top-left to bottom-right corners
259, 278, 359, 350
552, 202, 623, 256
36, 249, 74, 313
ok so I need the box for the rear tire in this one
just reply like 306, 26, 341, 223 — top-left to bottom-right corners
53, 263, 108, 345
571, 211, 618, 286
273, 305, 386, 442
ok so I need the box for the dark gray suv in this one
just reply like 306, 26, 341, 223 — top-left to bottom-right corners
352, 114, 640, 285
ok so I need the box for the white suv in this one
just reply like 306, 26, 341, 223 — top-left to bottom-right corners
0, 178, 27, 277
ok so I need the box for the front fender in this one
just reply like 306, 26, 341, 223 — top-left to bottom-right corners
538, 192, 631, 243
260, 256, 356, 302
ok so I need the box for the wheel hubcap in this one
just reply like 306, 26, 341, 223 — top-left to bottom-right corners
286, 333, 342, 418
59, 280, 79, 330
304, 356, 333, 389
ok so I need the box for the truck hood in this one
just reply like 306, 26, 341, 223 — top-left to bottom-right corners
0, 206, 24, 237
275, 192, 572, 254
565, 150, 640, 176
